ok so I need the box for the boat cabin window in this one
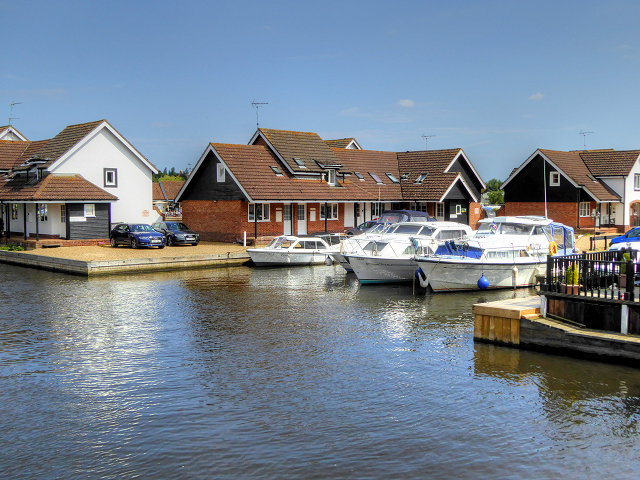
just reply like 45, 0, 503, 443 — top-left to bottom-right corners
553, 228, 565, 250
266, 237, 295, 249
401, 245, 417, 255
484, 249, 530, 259
294, 240, 327, 249
362, 241, 388, 253
438, 229, 467, 240
420, 227, 436, 237
500, 223, 533, 235
391, 225, 423, 235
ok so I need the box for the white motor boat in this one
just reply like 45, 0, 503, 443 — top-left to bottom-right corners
248, 235, 334, 266
340, 222, 473, 283
414, 216, 575, 292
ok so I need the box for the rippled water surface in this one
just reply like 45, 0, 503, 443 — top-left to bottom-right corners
2, 263, 640, 479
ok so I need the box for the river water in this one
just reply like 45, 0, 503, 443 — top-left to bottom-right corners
1, 263, 640, 479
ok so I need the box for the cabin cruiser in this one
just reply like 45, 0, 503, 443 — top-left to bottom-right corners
339, 222, 473, 283
248, 235, 336, 266
414, 216, 575, 292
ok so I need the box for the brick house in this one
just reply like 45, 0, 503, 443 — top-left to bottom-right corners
0, 120, 158, 241
153, 180, 185, 213
502, 148, 640, 232
176, 128, 485, 242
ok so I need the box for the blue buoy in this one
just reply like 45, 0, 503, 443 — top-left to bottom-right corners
477, 274, 490, 290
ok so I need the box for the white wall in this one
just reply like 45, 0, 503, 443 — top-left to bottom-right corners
50, 127, 154, 224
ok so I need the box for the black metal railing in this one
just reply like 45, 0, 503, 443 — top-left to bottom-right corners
545, 249, 637, 301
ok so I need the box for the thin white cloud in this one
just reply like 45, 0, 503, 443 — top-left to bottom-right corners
529, 92, 545, 101
340, 107, 361, 116
397, 99, 415, 108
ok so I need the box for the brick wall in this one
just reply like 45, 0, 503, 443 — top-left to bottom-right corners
468, 202, 483, 230
504, 202, 582, 228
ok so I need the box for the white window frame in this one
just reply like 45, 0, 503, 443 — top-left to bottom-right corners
320, 203, 339, 220
60, 204, 66, 223
248, 203, 270, 222
371, 202, 383, 218
635, 174, 640, 190
104, 168, 117, 187
456, 204, 462, 215
550, 172, 560, 186
217, 163, 226, 182
579, 202, 591, 217
327, 169, 336, 185
436, 203, 444, 218
297, 204, 306, 221
84, 204, 96, 218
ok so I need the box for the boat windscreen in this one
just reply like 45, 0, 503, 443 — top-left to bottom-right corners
363, 241, 388, 253
392, 225, 423, 235
499, 223, 533, 235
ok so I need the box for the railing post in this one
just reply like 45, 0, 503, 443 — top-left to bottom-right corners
626, 258, 635, 302
546, 254, 554, 292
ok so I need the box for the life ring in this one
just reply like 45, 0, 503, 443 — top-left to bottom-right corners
548, 241, 558, 255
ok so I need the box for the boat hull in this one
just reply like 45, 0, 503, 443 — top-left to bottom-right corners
330, 252, 354, 272
248, 250, 329, 266
346, 255, 417, 284
416, 257, 546, 292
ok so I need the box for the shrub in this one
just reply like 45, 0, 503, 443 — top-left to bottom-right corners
621, 252, 631, 275
565, 262, 580, 285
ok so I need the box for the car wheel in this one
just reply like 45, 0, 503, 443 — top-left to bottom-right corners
192, 243, 198, 246
158, 244, 165, 249
110, 237, 118, 248
167, 235, 174, 246
131, 238, 138, 249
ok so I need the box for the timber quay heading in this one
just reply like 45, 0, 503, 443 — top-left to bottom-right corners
0, 249, 250, 276
473, 296, 640, 367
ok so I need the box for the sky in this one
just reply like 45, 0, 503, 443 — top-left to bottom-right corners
2, 0, 640, 182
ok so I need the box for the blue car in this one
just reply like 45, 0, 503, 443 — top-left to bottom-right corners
610, 227, 640, 250
110, 223, 166, 249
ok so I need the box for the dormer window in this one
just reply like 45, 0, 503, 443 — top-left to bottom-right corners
354, 172, 364, 180
327, 169, 337, 185
369, 172, 383, 184
293, 157, 306, 168
386, 173, 399, 184
270, 166, 283, 176
415, 173, 428, 184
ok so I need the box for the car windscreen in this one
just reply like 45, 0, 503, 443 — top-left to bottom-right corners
131, 224, 154, 232
166, 222, 189, 230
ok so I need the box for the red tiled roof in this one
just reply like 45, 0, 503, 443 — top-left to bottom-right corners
580, 150, 640, 177
152, 183, 164, 201
397, 149, 463, 201
0, 139, 49, 171
0, 174, 117, 201
160, 180, 185, 201
325, 138, 358, 148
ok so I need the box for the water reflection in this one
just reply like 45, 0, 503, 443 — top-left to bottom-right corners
2, 263, 640, 478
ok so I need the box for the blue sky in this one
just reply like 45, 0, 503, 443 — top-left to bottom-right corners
2, 0, 640, 182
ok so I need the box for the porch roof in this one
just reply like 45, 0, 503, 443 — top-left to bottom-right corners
0, 174, 117, 202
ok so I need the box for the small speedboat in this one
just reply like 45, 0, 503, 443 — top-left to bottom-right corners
247, 235, 334, 266
414, 216, 575, 292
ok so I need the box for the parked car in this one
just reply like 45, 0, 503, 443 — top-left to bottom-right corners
110, 223, 166, 249
609, 228, 640, 250
152, 221, 200, 246
345, 220, 379, 237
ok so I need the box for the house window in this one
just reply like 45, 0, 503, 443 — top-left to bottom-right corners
84, 204, 96, 218
293, 158, 306, 168
579, 202, 591, 217
11, 204, 18, 220
320, 203, 339, 220
297, 205, 306, 221
270, 166, 283, 176
354, 172, 364, 180
455, 204, 462, 215
104, 168, 117, 187
369, 172, 383, 184
354, 203, 361, 217
327, 169, 336, 185
415, 173, 428, 184
371, 202, 383, 217
415, 202, 428, 213
217, 164, 226, 182
248, 203, 270, 221
38, 204, 48, 222
550, 172, 560, 186
436, 203, 445, 218
283, 205, 292, 221
60, 205, 66, 223
386, 173, 400, 184
635, 174, 640, 190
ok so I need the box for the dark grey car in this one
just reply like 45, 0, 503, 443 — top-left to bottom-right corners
152, 221, 200, 246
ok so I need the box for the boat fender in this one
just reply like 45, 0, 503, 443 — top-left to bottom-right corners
416, 268, 429, 288
477, 274, 490, 290
512, 265, 518, 289
549, 241, 558, 256
325, 255, 333, 266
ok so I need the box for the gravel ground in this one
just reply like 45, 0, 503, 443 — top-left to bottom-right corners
20, 242, 250, 261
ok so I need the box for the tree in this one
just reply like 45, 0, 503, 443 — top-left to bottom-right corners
487, 189, 504, 204
486, 178, 503, 191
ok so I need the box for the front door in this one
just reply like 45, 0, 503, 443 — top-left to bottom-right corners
283, 205, 292, 235
344, 203, 355, 228
297, 204, 307, 235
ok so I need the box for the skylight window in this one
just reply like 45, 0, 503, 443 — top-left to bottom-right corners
270, 166, 283, 176
415, 173, 428, 184
400, 172, 411, 180
369, 172, 383, 184
293, 157, 306, 168
386, 173, 400, 184
354, 172, 364, 180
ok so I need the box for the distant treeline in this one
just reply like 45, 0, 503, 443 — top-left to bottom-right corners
153, 167, 190, 182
